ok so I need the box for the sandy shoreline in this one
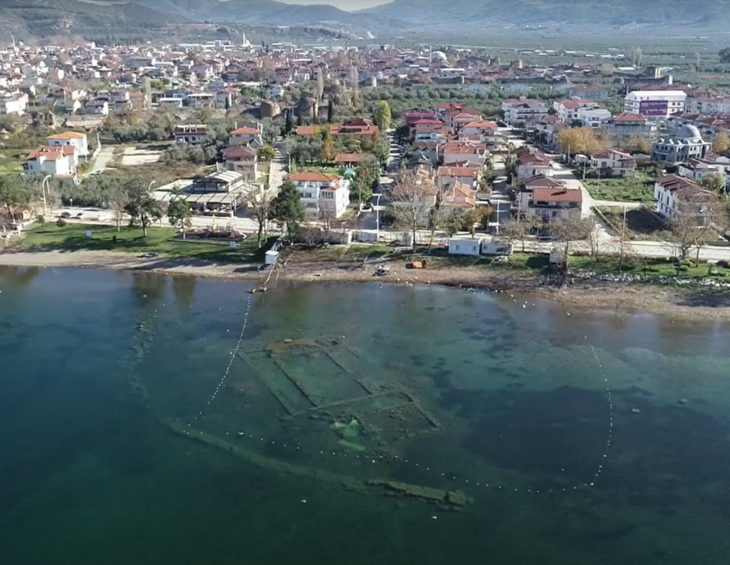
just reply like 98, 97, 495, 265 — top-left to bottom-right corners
2, 248, 730, 321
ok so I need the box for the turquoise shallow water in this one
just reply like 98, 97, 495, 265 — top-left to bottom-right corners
2, 265, 730, 564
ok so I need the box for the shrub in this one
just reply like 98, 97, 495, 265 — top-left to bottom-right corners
37, 215, 45, 224
56, 218, 66, 227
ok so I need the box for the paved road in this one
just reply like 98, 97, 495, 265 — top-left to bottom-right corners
91, 146, 115, 174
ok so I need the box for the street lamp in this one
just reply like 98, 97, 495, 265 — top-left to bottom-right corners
374, 192, 383, 239
41, 175, 51, 217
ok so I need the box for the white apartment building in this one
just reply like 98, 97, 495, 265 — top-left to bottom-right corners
624, 90, 687, 119
577, 107, 612, 128
501, 99, 548, 125
288, 172, 350, 219
654, 174, 715, 219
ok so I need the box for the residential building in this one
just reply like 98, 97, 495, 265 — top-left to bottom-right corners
442, 141, 488, 166
651, 125, 711, 164
459, 120, 498, 142
516, 146, 555, 179
624, 90, 687, 118
24, 146, 77, 179
678, 156, 730, 183
590, 150, 636, 178
47, 131, 88, 161
436, 165, 481, 189
288, 172, 350, 219
0, 94, 28, 115
440, 181, 476, 209
229, 123, 263, 146
502, 98, 548, 125
85, 99, 109, 116
221, 146, 258, 181
553, 99, 600, 123
606, 112, 655, 142
654, 174, 716, 220
577, 107, 612, 128
174, 125, 209, 145
518, 175, 582, 222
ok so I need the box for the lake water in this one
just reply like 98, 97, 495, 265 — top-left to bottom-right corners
2, 265, 730, 564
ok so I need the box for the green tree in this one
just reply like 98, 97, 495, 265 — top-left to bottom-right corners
168, 194, 193, 239
720, 47, 730, 64
257, 145, 276, 161
0, 176, 31, 222
269, 180, 304, 239
327, 99, 335, 123
374, 100, 392, 132
125, 181, 163, 237
320, 128, 335, 162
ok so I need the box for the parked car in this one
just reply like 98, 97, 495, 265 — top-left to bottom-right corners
60, 212, 71, 218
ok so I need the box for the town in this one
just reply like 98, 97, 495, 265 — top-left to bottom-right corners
1, 35, 730, 281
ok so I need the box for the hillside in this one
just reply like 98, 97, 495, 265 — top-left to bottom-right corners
134, 0, 363, 26
0, 0, 189, 40
363, 0, 730, 32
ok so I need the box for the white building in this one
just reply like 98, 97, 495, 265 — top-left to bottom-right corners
651, 125, 711, 165
24, 146, 77, 179
577, 107, 612, 128
624, 90, 687, 118
501, 98, 548, 125
47, 131, 88, 161
173, 125, 208, 145
0, 94, 28, 115
288, 172, 350, 219
654, 174, 716, 219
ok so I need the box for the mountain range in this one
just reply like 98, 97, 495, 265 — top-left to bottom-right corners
1, 0, 729, 40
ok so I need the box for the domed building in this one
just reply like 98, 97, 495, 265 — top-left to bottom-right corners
651, 123, 712, 164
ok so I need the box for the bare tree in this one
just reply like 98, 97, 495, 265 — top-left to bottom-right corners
426, 189, 444, 253
245, 184, 276, 248
548, 216, 594, 276
503, 216, 535, 253
670, 189, 724, 262
391, 171, 437, 250
319, 207, 337, 242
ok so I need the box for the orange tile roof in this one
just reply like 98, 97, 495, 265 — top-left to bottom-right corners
47, 131, 85, 140
289, 171, 342, 182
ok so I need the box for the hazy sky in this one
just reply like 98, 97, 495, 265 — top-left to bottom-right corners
279, 0, 391, 11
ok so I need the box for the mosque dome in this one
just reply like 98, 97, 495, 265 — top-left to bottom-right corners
677, 124, 702, 140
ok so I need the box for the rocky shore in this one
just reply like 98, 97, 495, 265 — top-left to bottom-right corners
1, 248, 729, 321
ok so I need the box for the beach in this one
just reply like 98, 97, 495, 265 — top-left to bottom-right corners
1, 248, 729, 321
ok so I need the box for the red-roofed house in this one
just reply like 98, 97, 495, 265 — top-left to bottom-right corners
25, 146, 77, 179
288, 171, 350, 218
222, 146, 258, 181
590, 150, 636, 178
442, 141, 488, 166
518, 175, 582, 221
229, 123, 263, 146
437, 165, 481, 189
47, 131, 88, 161
441, 181, 476, 209
459, 120, 498, 141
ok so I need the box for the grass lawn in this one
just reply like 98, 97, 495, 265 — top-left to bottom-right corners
569, 255, 730, 279
16, 222, 273, 263
583, 170, 656, 203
